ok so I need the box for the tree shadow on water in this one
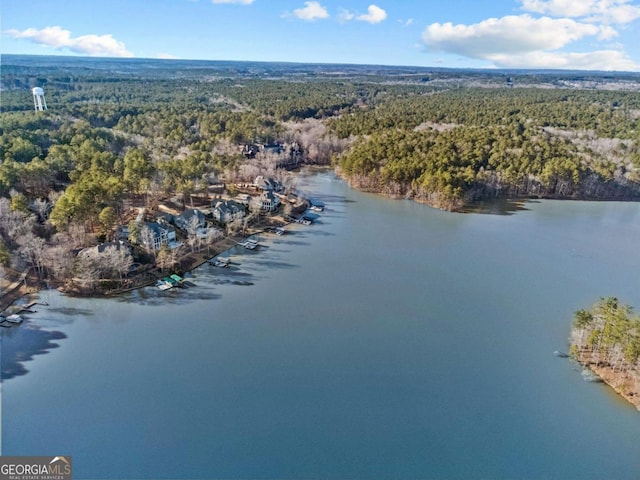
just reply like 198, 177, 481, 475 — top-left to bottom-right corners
116, 285, 223, 306
462, 198, 538, 215
270, 240, 311, 248
251, 259, 298, 270
1, 323, 67, 382
47, 306, 94, 316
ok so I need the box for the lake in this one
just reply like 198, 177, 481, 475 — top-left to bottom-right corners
2, 171, 640, 479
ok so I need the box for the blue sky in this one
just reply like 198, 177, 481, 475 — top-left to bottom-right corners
3, 0, 640, 70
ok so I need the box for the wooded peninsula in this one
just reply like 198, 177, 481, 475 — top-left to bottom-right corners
1, 55, 639, 298
571, 298, 640, 410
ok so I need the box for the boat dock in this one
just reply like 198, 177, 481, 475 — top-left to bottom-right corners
14, 301, 43, 314
0, 301, 49, 329
157, 273, 196, 290
238, 238, 260, 250
210, 257, 231, 268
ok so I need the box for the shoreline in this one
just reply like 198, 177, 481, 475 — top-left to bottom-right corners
590, 365, 640, 411
336, 169, 640, 213
1, 284, 37, 314
573, 351, 640, 411
0, 219, 296, 314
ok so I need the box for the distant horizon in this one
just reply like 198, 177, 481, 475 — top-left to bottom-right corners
2, 1, 640, 72
4, 52, 640, 76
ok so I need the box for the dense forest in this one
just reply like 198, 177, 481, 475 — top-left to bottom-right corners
332, 88, 640, 210
1, 54, 639, 291
571, 298, 640, 409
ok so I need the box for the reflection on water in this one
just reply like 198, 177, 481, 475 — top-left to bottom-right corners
46, 306, 93, 317
1, 323, 67, 382
461, 197, 537, 215
118, 284, 224, 307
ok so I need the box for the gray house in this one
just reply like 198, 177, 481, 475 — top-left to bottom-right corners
80, 240, 131, 257
174, 209, 206, 233
212, 199, 246, 224
254, 176, 283, 193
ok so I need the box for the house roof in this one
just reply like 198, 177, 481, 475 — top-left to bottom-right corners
213, 199, 245, 214
252, 190, 280, 204
177, 209, 205, 222
144, 222, 172, 237
254, 175, 282, 190
80, 240, 130, 256
262, 190, 279, 201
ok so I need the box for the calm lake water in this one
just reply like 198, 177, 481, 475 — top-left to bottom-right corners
2, 171, 640, 479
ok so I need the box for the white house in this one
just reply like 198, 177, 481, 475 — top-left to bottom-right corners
250, 190, 281, 213
140, 222, 178, 251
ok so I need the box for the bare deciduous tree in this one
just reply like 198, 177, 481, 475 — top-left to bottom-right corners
105, 245, 133, 280
156, 244, 172, 273
74, 253, 101, 291
205, 227, 223, 245
16, 232, 47, 278
66, 221, 93, 249
32, 198, 51, 222
185, 215, 202, 252
43, 242, 74, 280
74, 244, 133, 289
286, 118, 351, 165
139, 225, 156, 254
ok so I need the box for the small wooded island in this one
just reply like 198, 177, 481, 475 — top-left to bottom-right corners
0, 55, 639, 301
570, 298, 640, 410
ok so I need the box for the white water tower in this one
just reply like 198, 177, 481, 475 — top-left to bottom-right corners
32, 87, 47, 111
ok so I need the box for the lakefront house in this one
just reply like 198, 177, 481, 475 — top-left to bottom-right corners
140, 222, 178, 251
174, 209, 206, 232
212, 199, 246, 224
250, 190, 281, 213
254, 175, 283, 193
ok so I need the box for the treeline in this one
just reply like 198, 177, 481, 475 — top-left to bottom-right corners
330, 88, 640, 138
570, 297, 640, 408
571, 298, 640, 368
333, 88, 640, 210
1, 74, 369, 123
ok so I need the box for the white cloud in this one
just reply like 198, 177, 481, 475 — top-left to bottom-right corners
291, 1, 330, 21
357, 5, 388, 24
157, 53, 180, 59
211, 0, 254, 4
423, 15, 599, 57
520, 0, 640, 24
421, 14, 638, 71
521, 0, 596, 17
5, 26, 133, 57
340, 4, 388, 24
597, 25, 619, 39
590, 2, 640, 24
397, 17, 415, 27
338, 8, 356, 22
